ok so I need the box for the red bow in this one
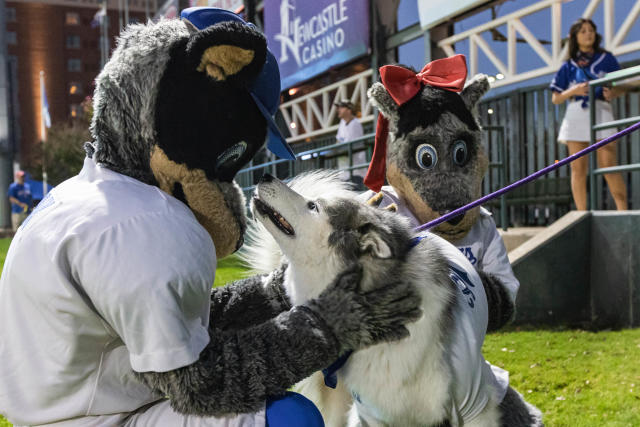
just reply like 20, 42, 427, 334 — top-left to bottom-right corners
380, 54, 468, 106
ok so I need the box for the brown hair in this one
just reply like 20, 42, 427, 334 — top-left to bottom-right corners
568, 18, 604, 61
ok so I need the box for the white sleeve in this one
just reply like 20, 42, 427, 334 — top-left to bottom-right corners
352, 119, 363, 139
74, 211, 216, 373
336, 121, 345, 142
478, 218, 520, 303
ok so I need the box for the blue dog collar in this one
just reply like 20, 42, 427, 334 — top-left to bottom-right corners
322, 350, 353, 389
180, 7, 296, 160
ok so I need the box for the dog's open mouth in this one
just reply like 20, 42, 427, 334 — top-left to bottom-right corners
253, 197, 295, 236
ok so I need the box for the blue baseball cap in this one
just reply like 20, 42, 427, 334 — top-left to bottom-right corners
181, 7, 296, 160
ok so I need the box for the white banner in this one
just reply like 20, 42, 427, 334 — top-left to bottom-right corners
418, 0, 485, 30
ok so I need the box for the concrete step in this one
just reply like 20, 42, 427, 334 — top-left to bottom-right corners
507, 210, 640, 329
498, 226, 547, 253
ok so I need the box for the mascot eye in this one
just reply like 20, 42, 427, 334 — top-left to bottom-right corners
452, 140, 468, 166
216, 142, 247, 170
307, 201, 318, 211
415, 144, 438, 170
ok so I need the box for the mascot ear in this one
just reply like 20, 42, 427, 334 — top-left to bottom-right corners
461, 74, 490, 111
196, 44, 256, 82
367, 82, 399, 124
360, 228, 392, 259
187, 21, 267, 84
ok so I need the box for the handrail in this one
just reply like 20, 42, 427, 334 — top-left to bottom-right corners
588, 65, 640, 209
588, 65, 640, 87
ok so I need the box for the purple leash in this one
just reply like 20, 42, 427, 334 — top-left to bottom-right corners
415, 120, 640, 233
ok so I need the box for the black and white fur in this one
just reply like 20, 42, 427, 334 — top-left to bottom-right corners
244, 171, 543, 427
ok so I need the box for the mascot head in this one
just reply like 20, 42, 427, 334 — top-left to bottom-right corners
89, 8, 294, 258
365, 55, 490, 242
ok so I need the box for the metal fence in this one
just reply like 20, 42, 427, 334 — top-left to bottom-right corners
588, 65, 640, 209
478, 66, 640, 226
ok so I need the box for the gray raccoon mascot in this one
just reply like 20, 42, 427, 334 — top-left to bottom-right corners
0, 8, 421, 426
363, 55, 518, 332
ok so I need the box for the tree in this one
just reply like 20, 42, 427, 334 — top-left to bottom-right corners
23, 97, 93, 186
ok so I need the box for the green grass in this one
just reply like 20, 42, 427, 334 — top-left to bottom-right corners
0, 238, 12, 271
0, 239, 12, 426
483, 327, 640, 426
2, 243, 640, 426
213, 254, 250, 287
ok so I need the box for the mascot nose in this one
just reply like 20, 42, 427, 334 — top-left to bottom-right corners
440, 209, 465, 226
260, 173, 274, 183
446, 215, 464, 226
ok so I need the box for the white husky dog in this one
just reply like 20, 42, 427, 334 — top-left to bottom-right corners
243, 171, 543, 427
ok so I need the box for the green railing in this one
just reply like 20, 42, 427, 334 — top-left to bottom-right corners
588, 65, 640, 209
484, 125, 508, 230
236, 132, 375, 195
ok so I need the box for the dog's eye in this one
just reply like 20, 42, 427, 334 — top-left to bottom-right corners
307, 201, 318, 211
452, 140, 468, 166
215, 141, 247, 170
415, 144, 438, 170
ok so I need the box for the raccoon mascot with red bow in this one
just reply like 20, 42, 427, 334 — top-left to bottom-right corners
363, 55, 518, 332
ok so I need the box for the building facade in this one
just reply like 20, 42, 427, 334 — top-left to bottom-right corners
5, 0, 150, 166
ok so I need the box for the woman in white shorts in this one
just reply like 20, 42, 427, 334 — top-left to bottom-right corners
550, 18, 627, 210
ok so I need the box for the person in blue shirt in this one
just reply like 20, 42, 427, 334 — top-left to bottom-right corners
7, 170, 32, 231
550, 18, 627, 211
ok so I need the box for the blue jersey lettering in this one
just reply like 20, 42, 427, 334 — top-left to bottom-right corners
449, 264, 476, 308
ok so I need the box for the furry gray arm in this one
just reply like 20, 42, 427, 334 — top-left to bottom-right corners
209, 266, 290, 331
478, 270, 515, 332
138, 266, 422, 416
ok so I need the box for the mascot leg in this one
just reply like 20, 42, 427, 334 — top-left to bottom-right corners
266, 392, 325, 427
498, 386, 544, 426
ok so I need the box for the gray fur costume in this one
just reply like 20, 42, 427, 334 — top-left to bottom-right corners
0, 16, 421, 422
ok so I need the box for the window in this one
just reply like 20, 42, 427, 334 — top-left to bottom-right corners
65, 12, 80, 25
69, 104, 82, 119
6, 32, 17, 45
67, 59, 82, 72
68, 82, 82, 96
6, 8, 16, 22
66, 35, 81, 49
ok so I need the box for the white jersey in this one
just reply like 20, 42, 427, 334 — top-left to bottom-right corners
426, 234, 509, 423
336, 117, 363, 143
350, 233, 508, 426
0, 158, 215, 425
361, 186, 519, 302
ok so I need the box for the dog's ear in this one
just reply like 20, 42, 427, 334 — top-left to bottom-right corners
461, 74, 490, 112
367, 82, 399, 124
359, 228, 392, 259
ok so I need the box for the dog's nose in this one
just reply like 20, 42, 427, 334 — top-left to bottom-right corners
260, 173, 274, 183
